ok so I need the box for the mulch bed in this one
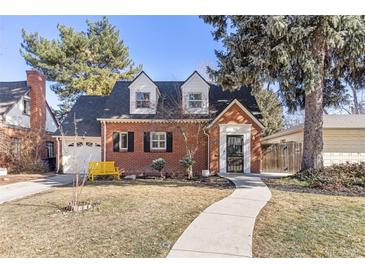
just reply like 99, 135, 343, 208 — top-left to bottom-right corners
88, 176, 235, 189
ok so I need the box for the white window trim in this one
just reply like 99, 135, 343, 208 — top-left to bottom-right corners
150, 132, 166, 150
187, 92, 204, 109
135, 91, 151, 109
23, 98, 30, 116
119, 132, 128, 150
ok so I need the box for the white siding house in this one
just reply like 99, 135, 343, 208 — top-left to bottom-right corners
262, 114, 365, 166
4, 96, 30, 128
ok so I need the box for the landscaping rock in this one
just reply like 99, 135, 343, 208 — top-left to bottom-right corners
0, 168, 7, 176
124, 175, 136, 180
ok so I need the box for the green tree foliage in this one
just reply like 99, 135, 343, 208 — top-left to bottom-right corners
21, 17, 141, 118
254, 89, 283, 136
201, 16, 365, 170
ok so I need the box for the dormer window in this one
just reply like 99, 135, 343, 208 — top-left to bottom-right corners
23, 99, 30, 115
181, 71, 210, 115
136, 92, 150, 108
188, 93, 203, 109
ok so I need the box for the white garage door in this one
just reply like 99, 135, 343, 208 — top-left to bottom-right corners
62, 139, 101, 173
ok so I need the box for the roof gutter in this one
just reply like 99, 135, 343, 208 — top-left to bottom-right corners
261, 125, 304, 142
97, 118, 211, 123
203, 127, 210, 174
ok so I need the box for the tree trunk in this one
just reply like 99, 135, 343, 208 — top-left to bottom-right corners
349, 82, 360, 114
301, 26, 325, 170
187, 165, 193, 180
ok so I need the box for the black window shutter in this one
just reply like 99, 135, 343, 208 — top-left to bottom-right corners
112, 132, 120, 152
144, 132, 150, 152
166, 132, 173, 152
127, 132, 134, 152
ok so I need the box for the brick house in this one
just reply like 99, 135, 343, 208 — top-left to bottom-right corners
54, 71, 263, 175
0, 70, 59, 170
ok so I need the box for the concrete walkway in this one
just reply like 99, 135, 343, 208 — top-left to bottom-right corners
167, 174, 271, 258
0, 174, 73, 205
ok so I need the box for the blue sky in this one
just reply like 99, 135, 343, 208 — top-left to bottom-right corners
0, 16, 221, 109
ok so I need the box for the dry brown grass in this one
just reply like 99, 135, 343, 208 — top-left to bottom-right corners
0, 174, 51, 186
253, 183, 365, 258
0, 179, 233, 258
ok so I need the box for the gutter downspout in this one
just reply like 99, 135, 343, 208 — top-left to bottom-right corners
103, 121, 106, 161
203, 127, 210, 174
56, 137, 60, 173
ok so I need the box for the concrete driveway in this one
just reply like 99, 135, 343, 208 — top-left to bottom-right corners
167, 174, 271, 258
0, 174, 73, 205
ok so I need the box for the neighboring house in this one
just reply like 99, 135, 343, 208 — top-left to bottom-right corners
262, 114, 365, 167
54, 71, 264, 175
0, 70, 59, 170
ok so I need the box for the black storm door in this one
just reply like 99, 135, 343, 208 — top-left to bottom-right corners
226, 135, 244, 173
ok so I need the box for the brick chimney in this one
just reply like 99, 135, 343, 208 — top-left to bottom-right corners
26, 70, 46, 131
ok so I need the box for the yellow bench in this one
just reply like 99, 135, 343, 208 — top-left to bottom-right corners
87, 161, 121, 181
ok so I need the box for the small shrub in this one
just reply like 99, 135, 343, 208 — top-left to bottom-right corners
151, 158, 166, 178
179, 154, 196, 179
294, 163, 365, 190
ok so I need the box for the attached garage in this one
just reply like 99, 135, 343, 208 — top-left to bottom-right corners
262, 114, 365, 173
52, 95, 108, 174
59, 137, 101, 173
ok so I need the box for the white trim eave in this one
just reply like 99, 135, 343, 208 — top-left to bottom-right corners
261, 124, 304, 142
207, 99, 264, 129
52, 135, 101, 140
96, 118, 211, 124
181, 71, 210, 89
2, 89, 30, 117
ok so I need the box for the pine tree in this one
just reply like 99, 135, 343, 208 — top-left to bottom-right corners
21, 17, 141, 116
254, 89, 283, 136
201, 16, 365, 170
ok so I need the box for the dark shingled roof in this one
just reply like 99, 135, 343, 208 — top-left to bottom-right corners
0, 81, 29, 115
57, 80, 261, 137
54, 96, 107, 136
100, 81, 261, 119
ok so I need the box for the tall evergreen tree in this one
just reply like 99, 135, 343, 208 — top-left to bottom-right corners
202, 16, 365, 170
21, 17, 141, 118
255, 89, 283, 136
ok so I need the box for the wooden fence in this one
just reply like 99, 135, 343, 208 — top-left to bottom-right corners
262, 142, 303, 174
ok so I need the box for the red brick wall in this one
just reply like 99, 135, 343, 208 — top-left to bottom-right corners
0, 125, 56, 167
104, 122, 208, 176
0, 71, 57, 169
208, 103, 262, 174
27, 70, 46, 131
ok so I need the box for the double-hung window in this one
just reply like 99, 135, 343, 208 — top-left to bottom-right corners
46, 141, 55, 158
23, 99, 30, 115
150, 132, 166, 150
11, 138, 21, 158
119, 132, 128, 150
136, 92, 150, 108
188, 93, 203, 109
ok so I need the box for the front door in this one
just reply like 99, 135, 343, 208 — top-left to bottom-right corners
226, 135, 244, 173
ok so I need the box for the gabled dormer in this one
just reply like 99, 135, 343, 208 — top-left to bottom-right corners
129, 71, 159, 115
181, 71, 210, 115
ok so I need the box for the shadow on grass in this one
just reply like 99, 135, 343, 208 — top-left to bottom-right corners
7, 201, 63, 210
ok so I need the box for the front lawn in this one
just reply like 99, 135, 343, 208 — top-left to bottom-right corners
0, 174, 51, 186
253, 178, 365, 257
0, 178, 233, 258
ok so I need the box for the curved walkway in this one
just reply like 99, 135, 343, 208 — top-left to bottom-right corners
167, 174, 271, 258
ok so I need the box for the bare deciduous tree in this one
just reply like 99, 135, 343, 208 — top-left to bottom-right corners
153, 83, 211, 179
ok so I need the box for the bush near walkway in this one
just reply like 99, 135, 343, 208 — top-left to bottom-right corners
293, 163, 365, 193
